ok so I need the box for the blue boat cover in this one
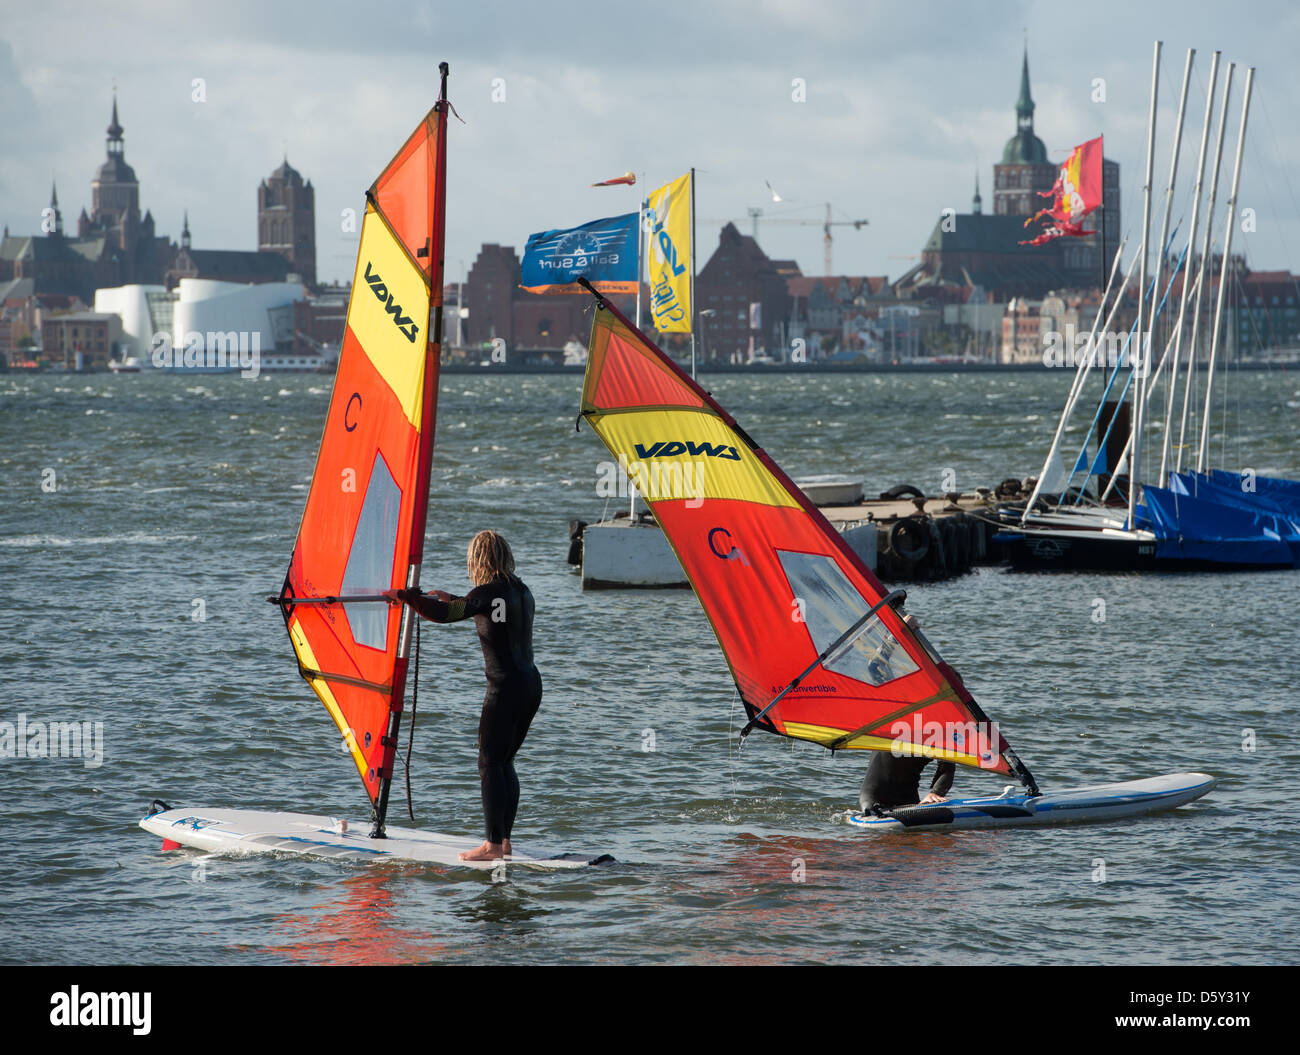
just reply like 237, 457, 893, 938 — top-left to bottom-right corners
1139, 479, 1300, 566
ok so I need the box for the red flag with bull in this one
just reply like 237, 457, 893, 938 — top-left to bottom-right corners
1020, 135, 1103, 246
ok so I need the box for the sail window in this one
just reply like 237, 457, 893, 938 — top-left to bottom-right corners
777, 549, 918, 687
341, 453, 402, 650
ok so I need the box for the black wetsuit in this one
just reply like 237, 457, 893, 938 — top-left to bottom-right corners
408, 577, 542, 844
859, 752, 955, 812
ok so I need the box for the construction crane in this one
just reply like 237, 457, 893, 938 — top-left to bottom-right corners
704, 203, 868, 276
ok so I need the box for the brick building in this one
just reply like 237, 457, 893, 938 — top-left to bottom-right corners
41, 311, 123, 369
462, 242, 633, 356
258, 159, 316, 285
696, 222, 800, 362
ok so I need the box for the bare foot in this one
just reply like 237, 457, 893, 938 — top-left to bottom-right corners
502, 838, 512, 858
459, 841, 504, 861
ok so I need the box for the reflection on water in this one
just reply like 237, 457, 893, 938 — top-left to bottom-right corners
266, 870, 452, 965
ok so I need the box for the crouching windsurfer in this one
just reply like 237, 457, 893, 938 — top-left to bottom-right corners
859, 752, 955, 814
859, 611, 955, 814
388, 530, 542, 861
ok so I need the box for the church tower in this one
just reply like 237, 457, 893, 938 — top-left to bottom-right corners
993, 47, 1057, 217
258, 159, 316, 286
89, 94, 141, 254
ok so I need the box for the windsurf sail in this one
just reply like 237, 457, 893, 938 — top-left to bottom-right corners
275, 65, 451, 835
577, 284, 1037, 791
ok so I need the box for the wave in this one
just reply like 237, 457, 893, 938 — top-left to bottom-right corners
0, 532, 199, 548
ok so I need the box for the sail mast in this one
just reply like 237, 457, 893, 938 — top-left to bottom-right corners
1159, 50, 1221, 484
690, 166, 697, 379
1127, 40, 1161, 531
373, 63, 451, 837
1197, 66, 1254, 474
1142, 48, 1194, 481
1177, 63, 1235, 474
1020, 237, 1130, 523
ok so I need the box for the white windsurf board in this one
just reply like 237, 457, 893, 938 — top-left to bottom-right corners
140, 807, 612, 870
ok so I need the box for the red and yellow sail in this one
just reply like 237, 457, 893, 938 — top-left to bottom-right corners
580, 296, 1034, 781
278, 75, 449, 824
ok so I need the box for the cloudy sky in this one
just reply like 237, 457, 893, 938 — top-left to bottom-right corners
3, 0, 1298, 286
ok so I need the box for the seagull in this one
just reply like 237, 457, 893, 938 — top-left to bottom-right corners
765, 180, 783, 203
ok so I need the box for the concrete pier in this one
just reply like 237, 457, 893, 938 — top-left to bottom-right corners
819, 490, 1005, 581
570, 487, 1010, 588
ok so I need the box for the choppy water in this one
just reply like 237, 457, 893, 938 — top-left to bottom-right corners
3, 367, 1298, 965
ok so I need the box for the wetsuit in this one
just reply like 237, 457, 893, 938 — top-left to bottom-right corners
407, 577, 542, 844
859, 752, 955, 813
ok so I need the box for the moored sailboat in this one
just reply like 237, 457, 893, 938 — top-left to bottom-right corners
998, 46, 1297, 573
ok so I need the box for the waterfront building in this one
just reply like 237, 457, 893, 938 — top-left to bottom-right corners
41, 310, 123, 369
695, 222, 799, 362
462, 242, 633, 358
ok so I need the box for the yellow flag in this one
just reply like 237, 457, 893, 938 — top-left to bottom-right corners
645, 172, 692, 333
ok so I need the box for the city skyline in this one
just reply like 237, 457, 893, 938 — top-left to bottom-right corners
3, 1, 1298, 287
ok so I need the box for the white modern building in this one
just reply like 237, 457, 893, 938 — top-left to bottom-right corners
95, 278, 306, 370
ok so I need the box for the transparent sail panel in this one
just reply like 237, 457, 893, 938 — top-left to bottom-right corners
341, 453, 402, 649
777, 549, 918, 687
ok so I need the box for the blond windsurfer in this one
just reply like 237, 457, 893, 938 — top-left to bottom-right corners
388, 530, 542, 861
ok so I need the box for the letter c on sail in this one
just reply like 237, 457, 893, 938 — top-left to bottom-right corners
708, 526, 750, 567
708, 526, 735, 560
345, 392, 362, 432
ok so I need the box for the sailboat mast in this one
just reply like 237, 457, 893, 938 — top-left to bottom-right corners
1143, 48, 1194, 476
374, 63, 451, 838
690, 166, 697, 379
1159, 50, 1221, 484
635, 173, 644, 329
1127, 40, 1161, 531
1020, 239, 1130, 524
1177, 63, 1235, 474
1197, 66, 1254, 474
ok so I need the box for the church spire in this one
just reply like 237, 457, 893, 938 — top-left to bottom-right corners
48, 179, 63, 236
1016, 45, 1035, 133
181, 209, 191, 250
972, 171, 982, 215
107, 92, 124, 155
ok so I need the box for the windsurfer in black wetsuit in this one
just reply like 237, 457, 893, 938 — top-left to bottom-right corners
859, 609, 955, 814
387, 530, 542, 862
859, 752, 955, 814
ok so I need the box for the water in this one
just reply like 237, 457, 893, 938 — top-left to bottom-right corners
3, 368, 1298, 965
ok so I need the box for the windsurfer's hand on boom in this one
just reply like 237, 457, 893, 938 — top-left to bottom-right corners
384, 588, 448, 605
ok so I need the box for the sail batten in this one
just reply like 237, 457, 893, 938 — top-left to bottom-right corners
578, 291, 1033, 786
278, 75, 450, 828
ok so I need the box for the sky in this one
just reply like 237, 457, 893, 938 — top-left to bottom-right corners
3, 0, 1299, 287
